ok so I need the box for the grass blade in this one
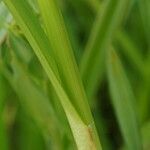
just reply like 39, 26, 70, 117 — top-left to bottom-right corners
37, 0, 94, 124
115, 31, 150, 123
80, 0, 130, 99
107, 48, 142, 150
3, 0, 101, 149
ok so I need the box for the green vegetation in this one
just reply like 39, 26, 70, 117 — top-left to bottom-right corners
0, 0, 149, 149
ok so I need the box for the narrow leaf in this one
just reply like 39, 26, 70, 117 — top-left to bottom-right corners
107, 48, 142, 150
37, 0, 94, 125
80, 0, 130, 99
3, 0, 101, 149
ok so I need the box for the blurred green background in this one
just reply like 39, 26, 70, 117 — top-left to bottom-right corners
0, 0, 150, 149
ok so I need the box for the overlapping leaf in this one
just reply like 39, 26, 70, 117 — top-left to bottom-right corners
3, 0, 101, 149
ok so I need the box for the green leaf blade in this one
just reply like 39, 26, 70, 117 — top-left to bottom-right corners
3, 0, 102, 149
37, 0, 94, 125
107, 48, 142, 150
80, 0, 130, 99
